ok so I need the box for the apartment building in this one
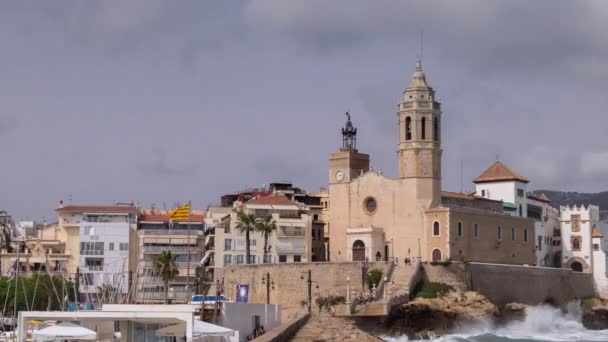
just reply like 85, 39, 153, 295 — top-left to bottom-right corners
214, 194, 312, 277
0, 222, 70, 277
135, 209, 204, 304
56, 204, 138, 301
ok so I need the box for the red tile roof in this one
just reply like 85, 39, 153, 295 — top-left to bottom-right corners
473, 161, 529, 184
592, 227, 604, 238
245, 194, 298, 206
527, 193, 551, 203
56, 205, 137, 213
441, 191, 502, 203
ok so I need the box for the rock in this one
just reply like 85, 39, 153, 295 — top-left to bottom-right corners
582, 299, 608, 330
392, 290, 497, 337
497, 303, 527, 324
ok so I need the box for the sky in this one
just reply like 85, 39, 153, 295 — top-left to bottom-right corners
1, 1, 607, 221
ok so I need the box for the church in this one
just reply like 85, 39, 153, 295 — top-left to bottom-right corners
328, 60, 536, 265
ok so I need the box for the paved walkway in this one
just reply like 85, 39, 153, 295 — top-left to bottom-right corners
291, 316, 382, 341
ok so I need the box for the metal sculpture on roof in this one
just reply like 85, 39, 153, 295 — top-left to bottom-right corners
341, 111, 357, 151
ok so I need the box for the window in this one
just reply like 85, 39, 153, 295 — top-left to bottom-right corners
481, 190, 486, 197
433, 117, 439, 141
109, 242, 114, 251
84, 226, 95, 236
474, 224, 479, 239
224, 239, 232, 251
293, 255, 301, 263
572, 237, 581, 251
511, 228, 516, 241
517, 189, 524, 197
538, 236, 542, 251
421, 117, 426, 140
457, 222, 463, 238
433, 222, 440, 236
593, 244, 600, 251
497, 226, 502, 241
119, 243, 128, 251
571, 215, 580, 232
223, 255, 232, 266
313, 214, 319, 221
524, 229, 528, 242
235, 255, 245, 264
80, 242, 104, 255
364, 197, 377, 214
278, 255, 287, 263
248, 255, 256, 264
263, 255, 273, 263
405, 117, 412, 140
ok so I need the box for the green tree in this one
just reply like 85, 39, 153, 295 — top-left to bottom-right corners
154, 251, 179, 304
256, 215, 277, 263
234, 210, 258, 264
366, 269, 383, 290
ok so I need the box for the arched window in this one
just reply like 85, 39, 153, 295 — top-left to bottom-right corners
421, 117, 426, 140
433, 221, 440, 236
405, 117, 412, 141
572, 238, 581, 251
457, 222, 463, 238
433, 117, 439, 141
432, 249, 442, 262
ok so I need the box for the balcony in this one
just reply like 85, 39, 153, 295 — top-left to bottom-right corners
142, 245, 194, 254
139, 229, 203, 236
84, 265, 104, 272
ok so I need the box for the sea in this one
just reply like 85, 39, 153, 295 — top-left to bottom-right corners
382, 303, 608, 342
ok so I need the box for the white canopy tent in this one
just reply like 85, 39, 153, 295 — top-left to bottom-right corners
156, 320, 236, 341
32, 321, 97, 341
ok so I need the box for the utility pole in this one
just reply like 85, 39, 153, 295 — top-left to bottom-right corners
307, 270, 312, 313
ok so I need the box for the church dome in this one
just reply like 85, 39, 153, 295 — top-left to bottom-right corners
407, 58, 429, 89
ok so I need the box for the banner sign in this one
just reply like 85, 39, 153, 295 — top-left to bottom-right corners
236, 284, 249, 303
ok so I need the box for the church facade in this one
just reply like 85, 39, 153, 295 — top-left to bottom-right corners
328, 60, 536, 265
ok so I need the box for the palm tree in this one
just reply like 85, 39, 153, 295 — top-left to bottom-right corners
235, 210, 258, 264
256, 216, 277, 263
154, 251, 179, 304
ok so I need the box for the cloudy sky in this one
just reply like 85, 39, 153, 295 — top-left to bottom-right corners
1, 1, 607, 220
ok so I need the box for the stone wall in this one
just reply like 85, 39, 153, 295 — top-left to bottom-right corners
468, 262, 596, 306
422, 262, 596, 306
220, 262, 392, 308
421, 263, 468, 292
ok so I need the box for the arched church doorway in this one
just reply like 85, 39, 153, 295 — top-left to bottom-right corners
432, 249, 442, 262
384, 245, 389, 262
571, 261, 583, 272
352, 240, 366, 261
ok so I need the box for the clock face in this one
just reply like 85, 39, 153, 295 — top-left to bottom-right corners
336, 171, 344, 182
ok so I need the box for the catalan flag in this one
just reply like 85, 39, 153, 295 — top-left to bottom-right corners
169, 202, 191, 220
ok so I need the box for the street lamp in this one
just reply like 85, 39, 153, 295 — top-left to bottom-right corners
261, 272, 275, 304
300, 270, 319, 313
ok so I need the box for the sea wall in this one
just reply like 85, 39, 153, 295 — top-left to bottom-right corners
422, 262, 595, 306
220, 262, 392, 308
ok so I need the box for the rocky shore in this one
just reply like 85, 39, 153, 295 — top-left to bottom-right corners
582, 298, 608, 330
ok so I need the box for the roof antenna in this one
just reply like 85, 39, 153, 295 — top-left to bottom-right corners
420, 29, 424, 63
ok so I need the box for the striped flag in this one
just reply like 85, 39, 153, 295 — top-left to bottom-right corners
169, 202, 191, 220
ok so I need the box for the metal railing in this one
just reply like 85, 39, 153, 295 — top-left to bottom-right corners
139, 229, 203, 236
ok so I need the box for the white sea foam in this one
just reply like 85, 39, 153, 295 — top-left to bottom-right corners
382, 303, 608, 342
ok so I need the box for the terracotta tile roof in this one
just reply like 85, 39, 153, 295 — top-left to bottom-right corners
592, 227, 604, 238
56, 205, 137, 213
139, 213, 204, 222
473, 161, 529, 184
527, 193, 551, 203
245, 194, 298, 206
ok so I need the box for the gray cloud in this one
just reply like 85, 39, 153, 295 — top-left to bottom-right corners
1, 1, 607, 220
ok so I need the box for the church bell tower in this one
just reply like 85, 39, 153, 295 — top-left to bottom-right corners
397, 59, 442, 205
329, 112, 370, 185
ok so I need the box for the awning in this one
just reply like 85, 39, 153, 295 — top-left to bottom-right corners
503, 202, 517, 211
32, 321, 97, 341
156, 320, 235, 338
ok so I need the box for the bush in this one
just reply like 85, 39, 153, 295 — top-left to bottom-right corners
366, 269, 383, 290
412, 281, 453, 299
315, 295, 346, 313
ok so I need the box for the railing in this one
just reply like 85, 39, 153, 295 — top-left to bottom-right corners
81, 250, 104, 256
85, 265, 104, 271
139, 229, 203, 236
143, 246, 194, 253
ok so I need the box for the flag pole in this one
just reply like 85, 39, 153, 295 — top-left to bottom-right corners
187, 201, 192, 299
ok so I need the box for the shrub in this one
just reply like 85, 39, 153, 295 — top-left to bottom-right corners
412, 281, 453, 299
315, 295, 346, 312
366, 269, 383, 290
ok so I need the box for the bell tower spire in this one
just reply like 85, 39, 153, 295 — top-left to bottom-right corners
397, 60, 442, 205
342, 112, 357, 151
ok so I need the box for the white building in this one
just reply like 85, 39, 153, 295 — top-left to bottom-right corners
56, 205, 138, 301
560, 205, 600, 273
474, 161, 560, 266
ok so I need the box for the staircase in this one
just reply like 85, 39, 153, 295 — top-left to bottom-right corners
344, 261, 421, 317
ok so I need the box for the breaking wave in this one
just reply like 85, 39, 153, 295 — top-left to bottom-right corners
382, 303, 608, 341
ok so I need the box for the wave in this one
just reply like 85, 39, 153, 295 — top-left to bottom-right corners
382, 303, 608, 342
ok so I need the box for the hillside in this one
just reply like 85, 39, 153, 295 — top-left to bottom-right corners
531, 190, 608, 220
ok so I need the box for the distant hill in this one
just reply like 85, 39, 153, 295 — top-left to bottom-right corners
531, 190, 608, 220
